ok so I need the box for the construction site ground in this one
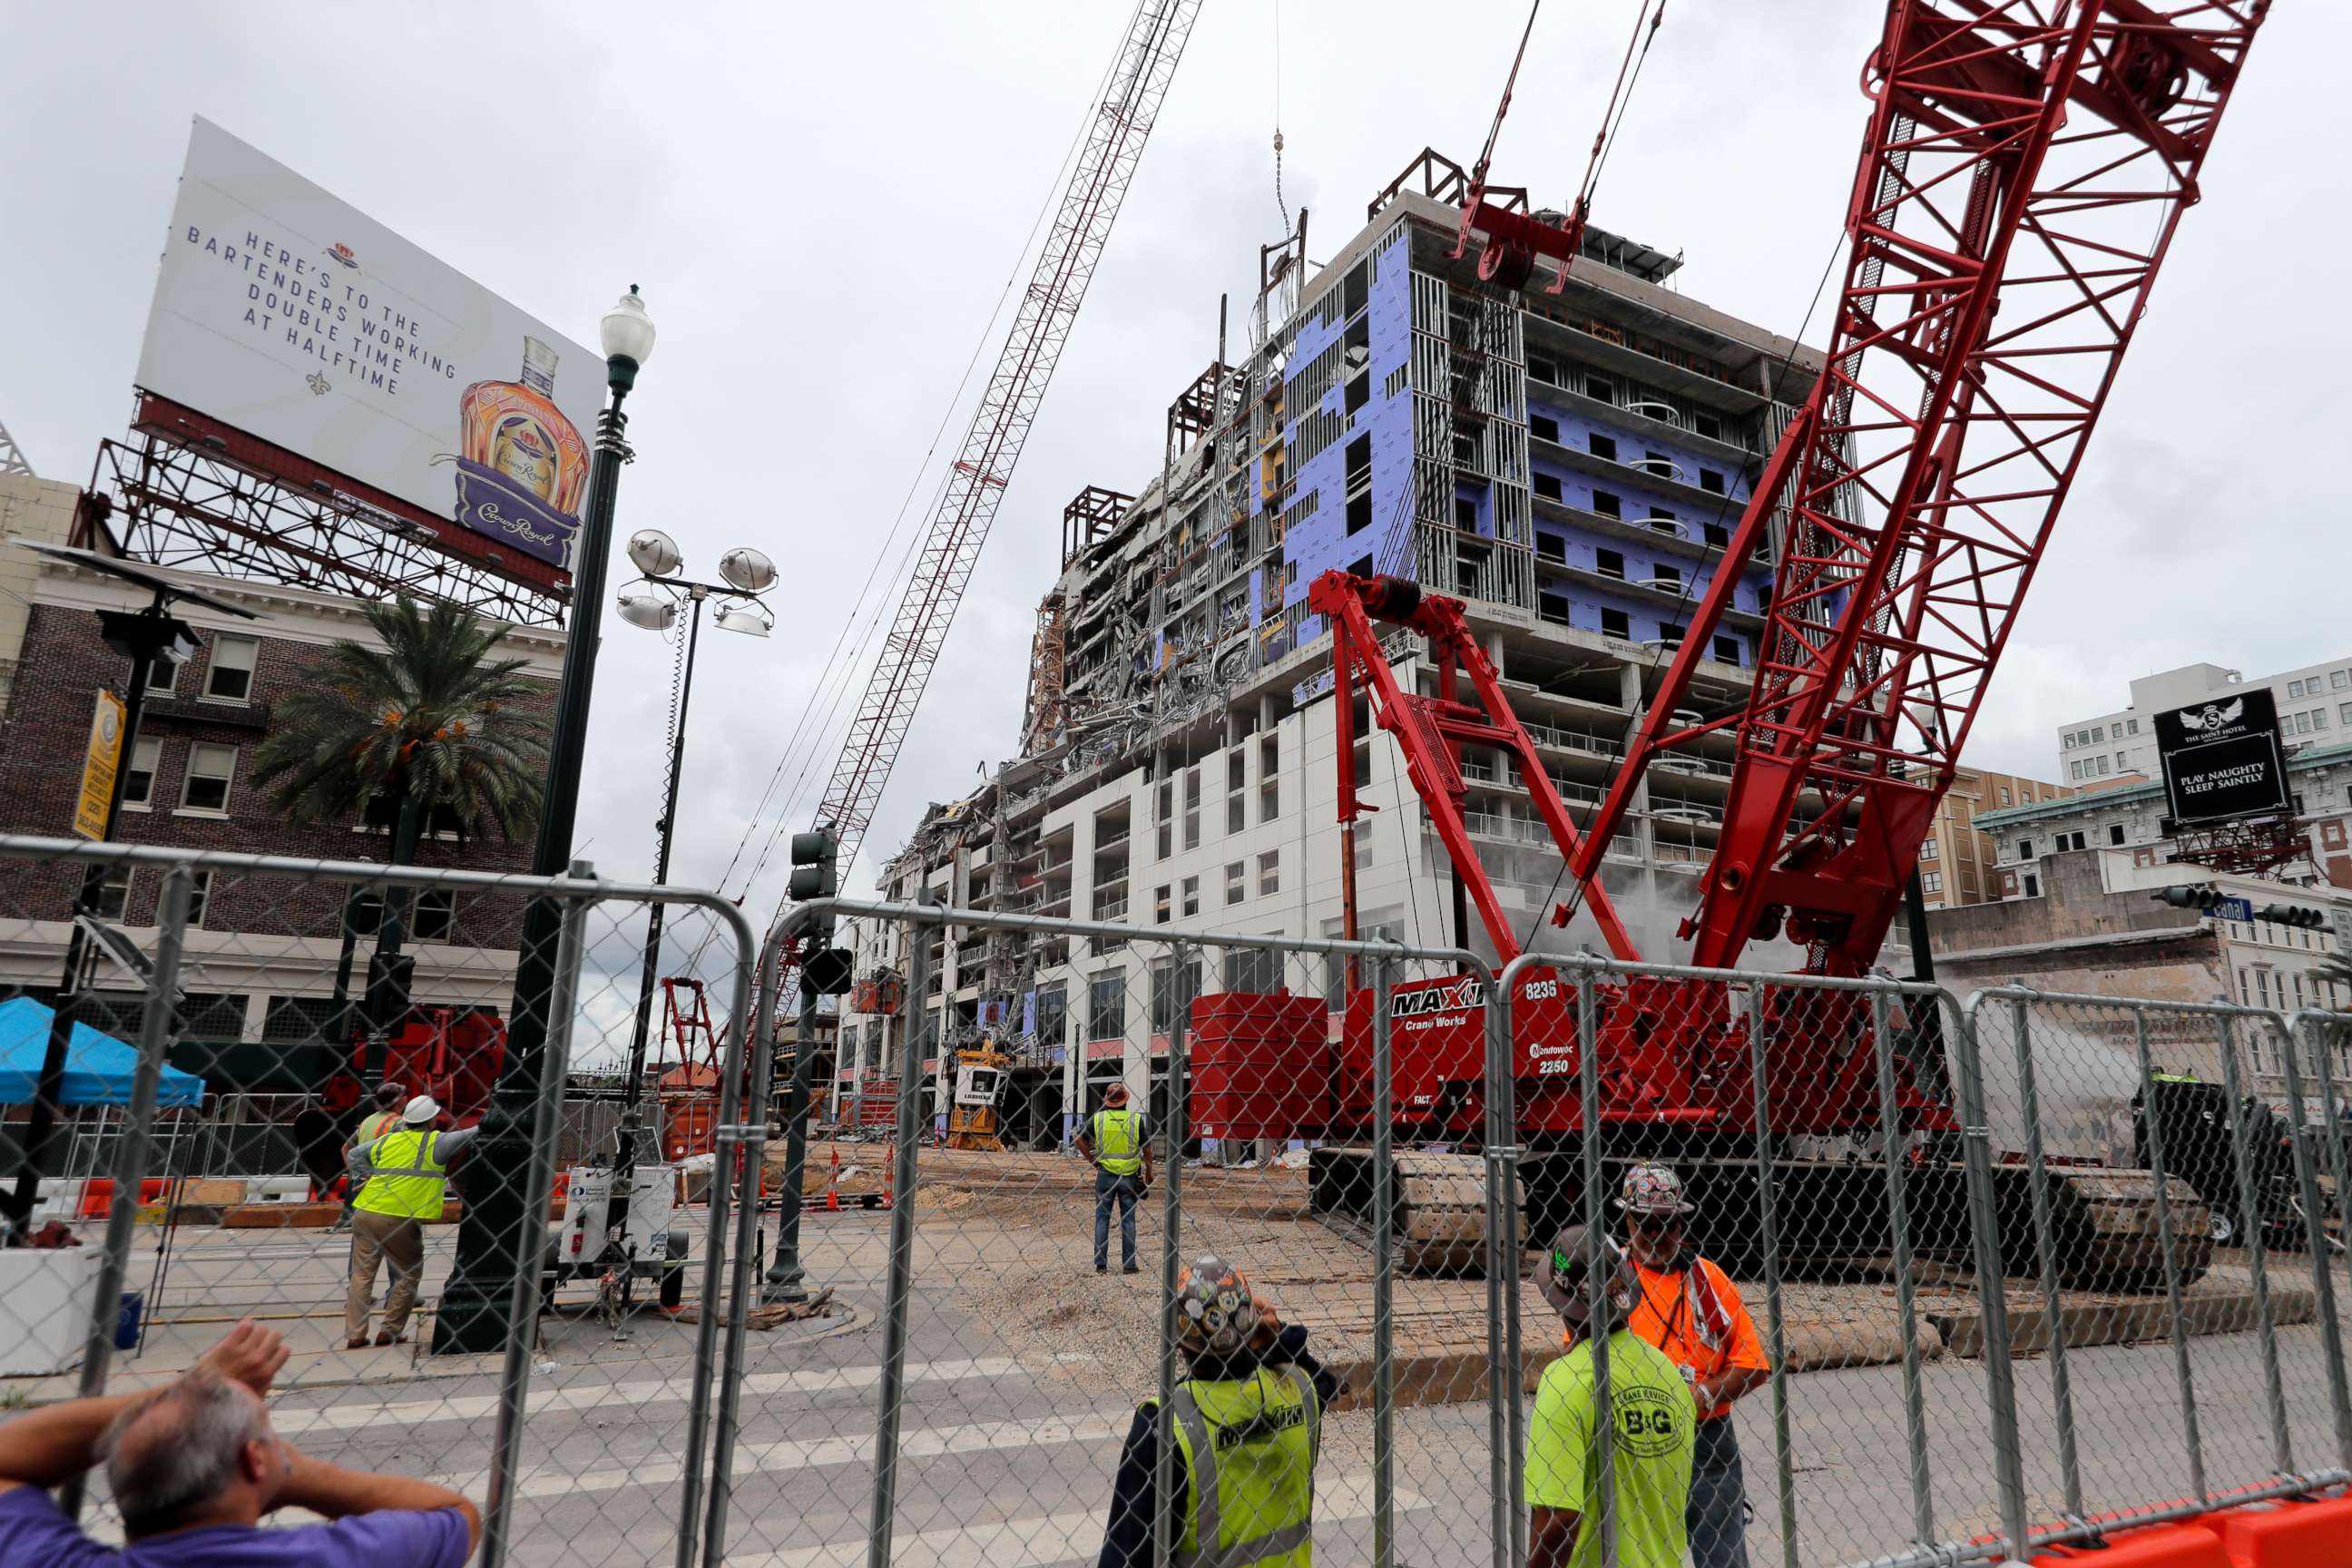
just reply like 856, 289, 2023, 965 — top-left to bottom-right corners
852, 1143, 2321, 1410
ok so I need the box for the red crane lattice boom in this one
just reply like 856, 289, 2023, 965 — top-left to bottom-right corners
1564, 0, 2269, 976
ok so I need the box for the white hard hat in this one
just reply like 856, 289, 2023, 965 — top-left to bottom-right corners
402, 1094, 441, 1125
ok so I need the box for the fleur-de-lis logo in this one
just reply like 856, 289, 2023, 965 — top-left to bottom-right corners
306, 372, 331, 397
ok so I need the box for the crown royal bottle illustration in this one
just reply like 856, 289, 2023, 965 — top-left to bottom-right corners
451, 338, 592, 570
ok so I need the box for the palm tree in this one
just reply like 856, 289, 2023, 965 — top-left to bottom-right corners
252, 596, 550, 1073
2317, 950, 2352, 1001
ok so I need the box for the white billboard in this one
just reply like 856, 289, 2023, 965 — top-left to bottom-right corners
134, 117, 604, 573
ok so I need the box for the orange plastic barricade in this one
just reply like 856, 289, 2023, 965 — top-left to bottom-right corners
2196, 1494, 2352, 1568
80, 1178, 169, 1218
2032, 1523, 2231, 1568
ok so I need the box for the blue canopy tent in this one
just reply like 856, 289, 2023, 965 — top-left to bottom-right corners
0, 997, 206, 1107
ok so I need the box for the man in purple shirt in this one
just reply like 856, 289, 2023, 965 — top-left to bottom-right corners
0, 1319, 478, 1567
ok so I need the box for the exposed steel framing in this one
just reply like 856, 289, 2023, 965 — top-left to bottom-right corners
1060, 484, 1135, 567
2168, 814, 2312, 878
88, 397, 568, 628
1572, 0, 2269, 976
1020, 589, 1071, 754
0, 414, 33, 478
1367, 148, 1527, 222
799, 0, 1201, 903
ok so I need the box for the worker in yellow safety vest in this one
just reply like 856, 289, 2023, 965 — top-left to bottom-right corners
345, 1094, 479, 1349
1095, 1256, 1337, 1568
1077, 1083, 1154, 1273
334, 1082, 408, 1230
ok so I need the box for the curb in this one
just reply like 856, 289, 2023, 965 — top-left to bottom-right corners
1931, 1285, 2317, 1358
1321, 1319, 1936, 1412
1319, 1288, 2310, 1411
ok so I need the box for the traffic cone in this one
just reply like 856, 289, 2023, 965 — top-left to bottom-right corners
826, 1146, 841, 1211
881, 1140, 896, 1210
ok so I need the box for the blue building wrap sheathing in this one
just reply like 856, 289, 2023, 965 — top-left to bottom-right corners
1261, 219, 1772, 670
1277, 226, 1415, 650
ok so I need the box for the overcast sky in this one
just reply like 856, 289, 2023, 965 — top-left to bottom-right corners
5, 1, 2347, 929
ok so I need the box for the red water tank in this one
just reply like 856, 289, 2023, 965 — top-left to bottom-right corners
1189, 993, 1329, 1141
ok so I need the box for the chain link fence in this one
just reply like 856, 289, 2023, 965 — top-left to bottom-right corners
5, 851, 2348, 1566
1962, 985, 2352, 1554
0, 834, 760, 1568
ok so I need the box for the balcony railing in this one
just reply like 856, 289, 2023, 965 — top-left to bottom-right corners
1523, 721, 1624, 759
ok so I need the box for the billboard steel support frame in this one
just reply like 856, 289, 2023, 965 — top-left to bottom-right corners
93, 418, 569, 630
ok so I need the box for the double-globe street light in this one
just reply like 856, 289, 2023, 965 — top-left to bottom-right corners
434, 286, 655, 1354
607, 530, 775, 1237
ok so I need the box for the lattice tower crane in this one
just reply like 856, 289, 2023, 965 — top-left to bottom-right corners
0, 416, 34, 478
774, 0, 1203, 947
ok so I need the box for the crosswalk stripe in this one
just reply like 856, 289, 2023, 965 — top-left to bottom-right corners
272, 1355, 1065, 1436
727, 1473, 1427, 1568
441, 1408, 1139, 1496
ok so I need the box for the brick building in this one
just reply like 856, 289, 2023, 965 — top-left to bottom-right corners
1916, 766, 2073, 911
0, 473, 562, 1090
1974, 740, 2352, 899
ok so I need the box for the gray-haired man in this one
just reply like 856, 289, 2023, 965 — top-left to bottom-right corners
0, 1319, 479, 1566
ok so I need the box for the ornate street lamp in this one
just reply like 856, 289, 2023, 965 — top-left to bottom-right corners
435, 287, 654, 1353
605, 534, 774, 1240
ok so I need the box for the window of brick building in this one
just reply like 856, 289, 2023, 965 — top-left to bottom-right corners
178, 743, 238, 815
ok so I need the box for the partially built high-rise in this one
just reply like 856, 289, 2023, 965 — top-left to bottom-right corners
843, 152, 1824, 1142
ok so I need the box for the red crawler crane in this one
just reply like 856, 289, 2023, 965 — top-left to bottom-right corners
1294, 0, 2269, 1279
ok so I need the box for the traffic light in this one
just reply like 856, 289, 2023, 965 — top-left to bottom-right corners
364, 951, 416, 1034
2254, 903, 2329, 931
2152, 886, 2228, 914
789, 827, 855, 996
788, 828, 838, 903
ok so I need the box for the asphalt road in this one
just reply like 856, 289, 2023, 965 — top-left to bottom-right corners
43, 1210, 2352, 1567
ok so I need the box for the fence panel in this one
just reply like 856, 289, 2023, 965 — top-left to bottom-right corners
1962, 987, 2352, 1553
0, 835, 758, 1568
1496, 955, 2003, 1568
697, 899, 1506, 1568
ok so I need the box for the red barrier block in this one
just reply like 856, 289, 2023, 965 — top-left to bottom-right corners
2034, 1523, 2231, 1568
2197, 1494, 2352, 1568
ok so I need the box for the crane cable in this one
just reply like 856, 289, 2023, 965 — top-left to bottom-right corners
1272, 0, 1289, 229
652, 14, 1142, 1019
1577, 2, 1670, 222
1471, 0, 1546, 188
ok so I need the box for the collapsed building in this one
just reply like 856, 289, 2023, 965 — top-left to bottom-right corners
840, 152, 1825, 1145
